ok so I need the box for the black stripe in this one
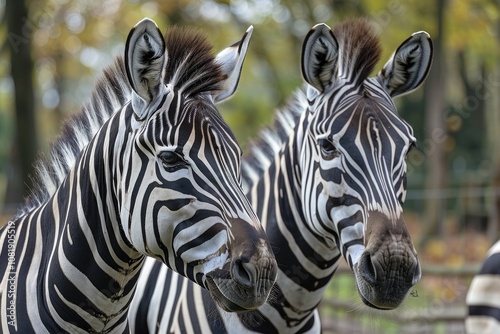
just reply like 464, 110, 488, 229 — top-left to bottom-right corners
480, 252, 500, 275
134, 263, 162, 333
469, 305, 500, 322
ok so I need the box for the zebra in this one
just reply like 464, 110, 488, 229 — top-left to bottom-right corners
127, 18, 433, 333
466, 240, 500, 333
0, 18, 278, 333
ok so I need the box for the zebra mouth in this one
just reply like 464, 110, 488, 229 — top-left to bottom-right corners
354, 263, 411, 310
205, 273, 249, 312
358, 291, 393, 310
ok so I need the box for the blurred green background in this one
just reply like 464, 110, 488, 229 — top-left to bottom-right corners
2, 0, 499, 252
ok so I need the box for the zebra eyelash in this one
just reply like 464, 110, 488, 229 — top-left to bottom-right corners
158, 150, 188, 171
318, 138, 340, 160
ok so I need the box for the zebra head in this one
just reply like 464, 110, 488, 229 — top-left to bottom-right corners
300, 20, 432, 309
120, 19, 277, 311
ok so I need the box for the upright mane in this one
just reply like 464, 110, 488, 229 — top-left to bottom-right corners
164, 27, 223, 96
333, 18, 381, 84
16, 27, 226, 218
16, 56, 130, 218
242, 88, 307, 189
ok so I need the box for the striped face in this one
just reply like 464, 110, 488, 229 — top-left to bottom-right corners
121, 93, 251, 275
301, 21, 432, 309
119, 19, 276, 312
303, 79, 415, 266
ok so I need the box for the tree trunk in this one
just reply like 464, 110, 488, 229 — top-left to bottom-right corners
5, 0, 38, 208
488, 0, 500, 242
419, 0, 447, 248
489, 67, 500, 242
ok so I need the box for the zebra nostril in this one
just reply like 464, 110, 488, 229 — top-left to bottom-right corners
232, 259, 256, 288
358, 253, 377, 284
411, 259, 422, 285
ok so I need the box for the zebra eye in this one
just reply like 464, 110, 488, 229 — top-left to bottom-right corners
319, 139, 339, 160
159, 151, 186, 171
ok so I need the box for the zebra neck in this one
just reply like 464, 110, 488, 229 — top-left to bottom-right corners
31, 114, 144, 332
51, 116, 145, 332
248, 124, 341, 330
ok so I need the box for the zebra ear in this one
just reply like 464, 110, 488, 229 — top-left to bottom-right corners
378, 31, 433, 97
125, 18, 166, 119
301, 23, 338, 93
212, 26, 253, 103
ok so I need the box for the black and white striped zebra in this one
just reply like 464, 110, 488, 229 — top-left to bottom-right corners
0, 18, 278, 333
466, 240, 500, 333
128, 18, 433, 333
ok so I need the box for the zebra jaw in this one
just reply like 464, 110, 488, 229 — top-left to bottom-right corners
205, 275, 250, 312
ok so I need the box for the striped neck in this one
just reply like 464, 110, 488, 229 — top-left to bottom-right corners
243, 102, 341, 330
11, 107, 144, 333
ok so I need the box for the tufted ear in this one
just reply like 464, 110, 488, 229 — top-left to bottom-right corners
301, 23, 338, 93
377, 31, 433, 97
213, 26, 253, 103
125, 18, 166, 119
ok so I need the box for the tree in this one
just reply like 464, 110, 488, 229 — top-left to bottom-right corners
5, 0, 38, 207
488, 0, 500, 241
419, 0, 447, 248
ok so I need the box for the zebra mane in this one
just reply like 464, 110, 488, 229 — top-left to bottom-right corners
242, 88, 307, 189
163, 27, 223, 96
16, 27, 225, 218
17, 56, 131, 218
333, 18, 381, 84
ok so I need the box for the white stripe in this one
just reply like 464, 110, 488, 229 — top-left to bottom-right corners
466, 316, 500, 334
467, 275, 500, 308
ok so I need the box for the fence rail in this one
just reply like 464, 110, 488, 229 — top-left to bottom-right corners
319, 264, 478, 333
